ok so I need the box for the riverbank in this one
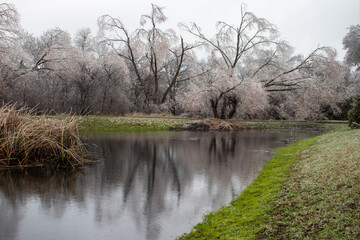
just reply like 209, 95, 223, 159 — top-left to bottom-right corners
79, 115, 343, 132
179, 127, 359, 239
79, 115, 191, 132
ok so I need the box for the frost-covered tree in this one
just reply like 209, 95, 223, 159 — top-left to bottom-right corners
0, 3, 23, 102
74, 28, 93, 51
271, 51, 347, 120
180, 4, 346, 119
98, 4, 196, 113
57, 29, 130, 114
343, 25, 360, 69
180, 4, 282, 118
0, 3, 19, 50
348, 95, 360, 128
94, 43, 130, 114
0, 2, 351, 120
340, 25, 360, 120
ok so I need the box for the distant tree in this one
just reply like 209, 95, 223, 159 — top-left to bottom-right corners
94, 43, 130, 114
278, 54, 348, 120
340, 25, 360, 121
0, 2, 351, 120
74, 28, 93, 51
348, 95, 360, 128
0, 3, 19, 48
33, 28, 72, 71
0, 3, 22, 102
62, 29, 129, 114
343, 25, 360, 69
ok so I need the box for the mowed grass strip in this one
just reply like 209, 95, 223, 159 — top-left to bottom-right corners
259, 129, 360, 239
179, 133, 318, 239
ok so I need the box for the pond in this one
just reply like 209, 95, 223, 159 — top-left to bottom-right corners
0, 130, 317, 240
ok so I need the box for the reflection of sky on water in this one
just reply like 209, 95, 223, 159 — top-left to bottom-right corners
0, 131, 316, 240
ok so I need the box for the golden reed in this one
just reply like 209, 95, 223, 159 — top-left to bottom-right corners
0, 105, 92, 170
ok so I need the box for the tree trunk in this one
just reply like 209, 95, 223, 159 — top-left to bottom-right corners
210, 98, 219, 118
220, 95, 238, 119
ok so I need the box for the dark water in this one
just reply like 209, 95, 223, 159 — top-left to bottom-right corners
0, 131, 317, 240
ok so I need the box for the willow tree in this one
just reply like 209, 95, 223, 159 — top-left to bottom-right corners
181, 4, 340, 119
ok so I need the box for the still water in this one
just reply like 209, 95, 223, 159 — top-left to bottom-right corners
0, 131, 316, 240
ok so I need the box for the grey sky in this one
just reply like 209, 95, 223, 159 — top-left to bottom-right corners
9, 0, 360, 60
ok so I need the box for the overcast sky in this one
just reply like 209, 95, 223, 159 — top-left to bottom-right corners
9, 0, 360, 60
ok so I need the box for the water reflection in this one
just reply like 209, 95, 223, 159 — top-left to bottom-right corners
0, 131, 316, 240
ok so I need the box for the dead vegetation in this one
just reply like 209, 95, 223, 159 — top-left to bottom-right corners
0, 105, 92, 170
124, 112, 177, 118
181, 119, 252, 131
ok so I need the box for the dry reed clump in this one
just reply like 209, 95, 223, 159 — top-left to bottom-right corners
0, 105, 92, 170
182, 119, 246, 131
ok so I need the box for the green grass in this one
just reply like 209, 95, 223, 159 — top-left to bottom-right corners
179, 126, 359, 240
79, 115, 191, 132
179, 134, 319, 239
230, 119, 346, 131
78, 115, 345, 133
259, 128, 360, 239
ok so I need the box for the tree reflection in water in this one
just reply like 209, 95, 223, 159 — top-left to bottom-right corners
0, 131, 316, 240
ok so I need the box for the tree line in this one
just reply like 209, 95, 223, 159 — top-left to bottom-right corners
0, 3, 358, 119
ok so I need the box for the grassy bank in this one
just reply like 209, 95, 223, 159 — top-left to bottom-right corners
230, 120, 345, 131
179, 127, 359, 239
79, 115, 191, 132
259, 128, 360, 239
79, 115, 343, 132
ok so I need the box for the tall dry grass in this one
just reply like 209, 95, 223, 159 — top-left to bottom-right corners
0, 105, 92, 169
